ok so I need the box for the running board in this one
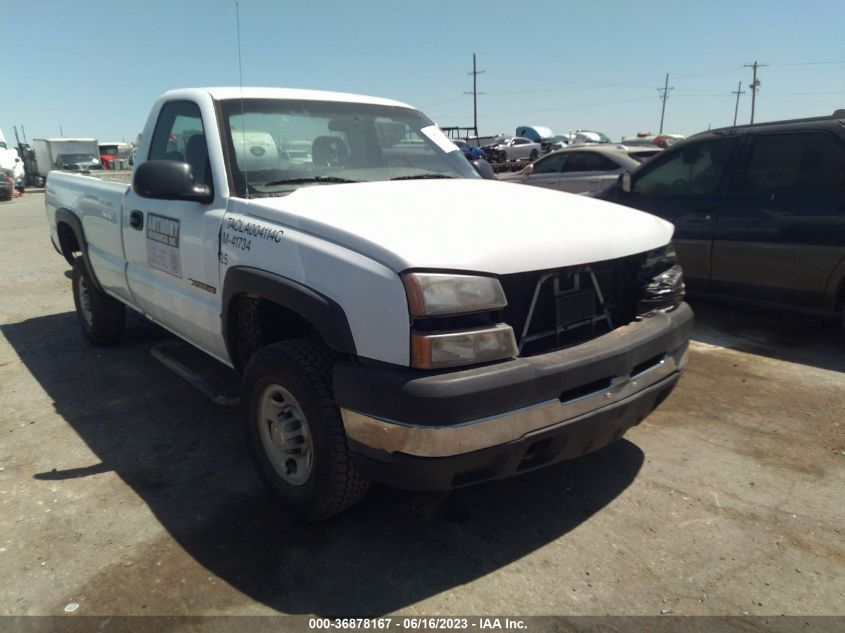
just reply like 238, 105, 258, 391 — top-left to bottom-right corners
151, 341, 241, 406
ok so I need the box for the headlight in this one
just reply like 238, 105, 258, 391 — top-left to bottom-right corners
411, 324, 518, 369
639, 245, 685, 313
402, 272, 507, 317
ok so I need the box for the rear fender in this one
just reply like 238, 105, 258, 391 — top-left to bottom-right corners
55, 208, 104, 292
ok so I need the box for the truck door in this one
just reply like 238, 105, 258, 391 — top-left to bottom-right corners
711, 130, 845, 308
121, 100, 228, 361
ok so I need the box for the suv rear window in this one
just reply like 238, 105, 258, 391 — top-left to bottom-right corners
738, 132, 845, 193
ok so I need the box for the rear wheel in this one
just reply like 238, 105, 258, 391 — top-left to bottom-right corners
71, 258, 125, 345
242, 338, 369, 521
529, 149, 539, 161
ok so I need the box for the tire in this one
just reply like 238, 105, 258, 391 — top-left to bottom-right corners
71, 257, 125, 345
242, 338, 369, 521
529, 149, 539, 161
500, 150, 507, 162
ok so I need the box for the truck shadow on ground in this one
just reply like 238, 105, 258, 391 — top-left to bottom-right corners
3, 311, 644, 615
688, 298, 845, 374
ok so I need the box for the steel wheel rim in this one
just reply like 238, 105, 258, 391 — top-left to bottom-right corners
77, 274, 94, 327
258, 384, 313, 486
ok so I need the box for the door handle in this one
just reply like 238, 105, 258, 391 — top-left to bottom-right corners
691, 209, 712, 221
129, 210, 144, 230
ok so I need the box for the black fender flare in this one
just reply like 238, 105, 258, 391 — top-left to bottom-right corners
221, 266, 357, 358
55, 208, 104, 292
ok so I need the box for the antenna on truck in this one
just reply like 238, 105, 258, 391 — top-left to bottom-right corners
235, 1, 249, 199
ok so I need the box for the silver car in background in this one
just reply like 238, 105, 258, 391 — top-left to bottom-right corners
500, 145, 643, 194
485, 136, 542, 162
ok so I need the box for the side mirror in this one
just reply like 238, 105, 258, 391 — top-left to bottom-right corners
133, 160, 212, 203
619, 171, 632, 193
521, 164, 534, 178
472, 159, 496, 180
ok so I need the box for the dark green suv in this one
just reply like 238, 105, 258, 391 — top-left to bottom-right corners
599, 110, 845, 329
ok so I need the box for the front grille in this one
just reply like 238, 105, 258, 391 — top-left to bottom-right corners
499, 255, 643, 357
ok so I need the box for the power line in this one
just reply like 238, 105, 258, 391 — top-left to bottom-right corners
657, 73, 674, 134
744, 61, 768, 123
767, 60, 845, 67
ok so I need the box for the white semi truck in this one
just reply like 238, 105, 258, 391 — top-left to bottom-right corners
45, 87, 691, 520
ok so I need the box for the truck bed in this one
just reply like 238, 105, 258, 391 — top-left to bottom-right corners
46, 171, 132, 301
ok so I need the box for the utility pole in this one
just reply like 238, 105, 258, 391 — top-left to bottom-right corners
731, 81, 746, 126
59, 125, 64, 137
744, 61, 767, 124
464, 53, 485, 138
657, 73, 674, 134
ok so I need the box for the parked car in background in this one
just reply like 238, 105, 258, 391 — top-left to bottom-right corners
0, 169, 13, 201
626, 146, 663, 162
550, 135, 570, 151
598, 110, 845, 329
485, 136, 542, 162
453, 139, 485, 160
500, 145, 641, 194
621, 133, 685, 148
570, 130, 612, 145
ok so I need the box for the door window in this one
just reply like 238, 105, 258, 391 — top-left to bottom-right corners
738, 132, 845, 193
561, 152, 619, 172
148, 101, 211, 188
532, 153, 568, 174
633, 138, 735, 195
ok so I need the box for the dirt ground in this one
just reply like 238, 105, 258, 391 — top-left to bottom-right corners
0, 192, 843, 617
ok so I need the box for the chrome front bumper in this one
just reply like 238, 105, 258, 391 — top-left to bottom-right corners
342, 343, 688, 458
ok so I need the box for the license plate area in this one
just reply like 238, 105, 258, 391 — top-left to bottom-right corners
556, 289, 595, 327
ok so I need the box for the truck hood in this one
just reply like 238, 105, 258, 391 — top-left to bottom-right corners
245, 179, 673, 274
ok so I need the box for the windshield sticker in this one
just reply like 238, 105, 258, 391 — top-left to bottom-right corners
146, 213, 182, 278
421, 125, 460, 154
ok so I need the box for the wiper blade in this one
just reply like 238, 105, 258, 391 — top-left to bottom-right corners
390, 174, 455, 181
263, 176, 359, 186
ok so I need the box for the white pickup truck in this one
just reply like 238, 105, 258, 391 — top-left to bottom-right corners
46, 87, 692, 520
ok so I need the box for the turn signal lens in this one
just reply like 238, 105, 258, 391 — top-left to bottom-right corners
411, 324, 518, 369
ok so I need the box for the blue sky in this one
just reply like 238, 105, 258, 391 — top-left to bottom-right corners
2, 0, 844, 144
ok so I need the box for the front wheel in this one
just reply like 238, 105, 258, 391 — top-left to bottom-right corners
71, 257, 125, 345
242, 339, 369, 521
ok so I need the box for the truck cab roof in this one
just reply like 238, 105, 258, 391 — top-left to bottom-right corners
160, 87, 415, 110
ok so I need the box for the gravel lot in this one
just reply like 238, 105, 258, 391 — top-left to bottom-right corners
1, 192, 843, 617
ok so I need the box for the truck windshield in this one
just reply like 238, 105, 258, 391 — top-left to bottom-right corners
220, 98, 480, 197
